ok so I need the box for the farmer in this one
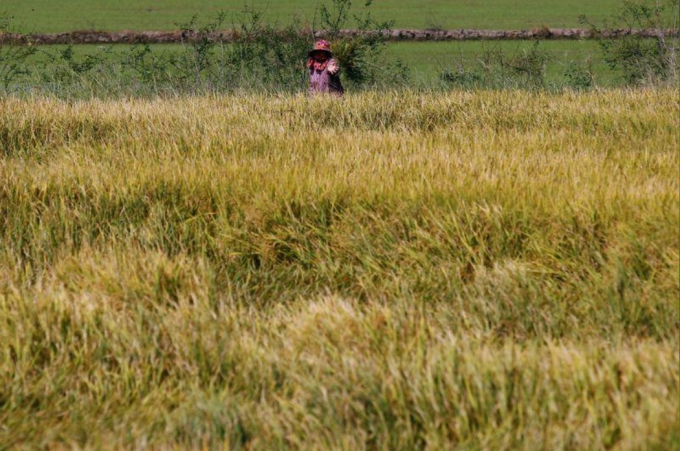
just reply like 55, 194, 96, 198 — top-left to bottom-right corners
307, 40, 344, 96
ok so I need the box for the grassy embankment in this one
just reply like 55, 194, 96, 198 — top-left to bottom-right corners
1, 89, 678, 449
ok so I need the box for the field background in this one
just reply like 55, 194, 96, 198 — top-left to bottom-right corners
4, 0, 624, 33
5, 0, 670, 87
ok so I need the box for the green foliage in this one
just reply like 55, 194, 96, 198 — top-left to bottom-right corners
223, 6, 311, 91
440, 41, 553, 90
121, 44, 173, 93
580, 0, 679, 85
172, 12, 228, 89
32, 44, 116, 96
510, 40, 551, 86
317, 0, 408, 87
0, 13, 36, 92
563, 59, 595, 89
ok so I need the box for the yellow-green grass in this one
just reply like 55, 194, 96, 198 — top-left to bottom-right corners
1, 89, 678, 449
3, 0, 625, 34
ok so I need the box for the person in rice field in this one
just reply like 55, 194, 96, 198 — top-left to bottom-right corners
307, 40, 344, 96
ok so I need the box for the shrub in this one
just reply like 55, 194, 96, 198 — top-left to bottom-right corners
439, 41, 553, 90
317, 0, 409, 87
564, 60, 595, 90
510, 40, 550, 87
580, 0, 679, 85
172, 13, 228, 90
0, 13, 36, 92
223, 6, 311, 92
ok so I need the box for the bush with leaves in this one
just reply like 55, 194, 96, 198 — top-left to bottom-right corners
580, 0, 679, 85
563, 60, 595, 90
510, 41, 551, 87
224, 7, 311, 91
121, 44, 175, 94
439, 41, 553, 90
34, 44, 123, 97
0, 13, 36, 93
170, 13, 228, 91
317, 0, 409, 88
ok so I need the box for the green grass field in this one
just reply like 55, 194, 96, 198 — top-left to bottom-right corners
387, 40, 612, 81
1, 89, 678, 449
4, 0, 624, 33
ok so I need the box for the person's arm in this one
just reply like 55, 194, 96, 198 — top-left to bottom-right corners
327, 58, 340, 75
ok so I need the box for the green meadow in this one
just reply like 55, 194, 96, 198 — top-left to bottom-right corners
4, 0, 623, 33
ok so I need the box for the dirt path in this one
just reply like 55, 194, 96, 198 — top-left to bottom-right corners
1, 28, 676, 44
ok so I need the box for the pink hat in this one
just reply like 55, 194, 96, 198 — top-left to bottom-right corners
308, 40, 332, 57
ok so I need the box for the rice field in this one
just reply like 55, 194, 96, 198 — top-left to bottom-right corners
0, 88, 678, 449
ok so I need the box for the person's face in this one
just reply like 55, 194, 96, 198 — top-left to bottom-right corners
313, 52, 328, 63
